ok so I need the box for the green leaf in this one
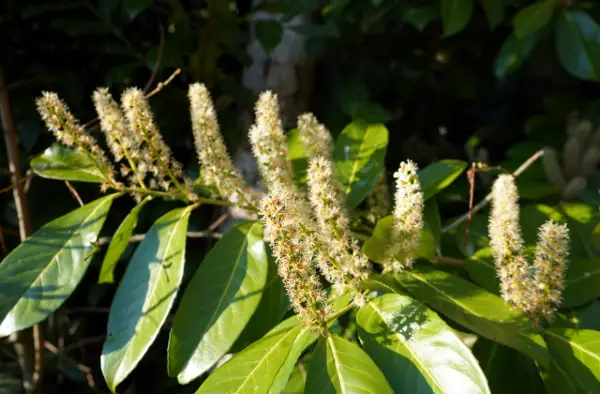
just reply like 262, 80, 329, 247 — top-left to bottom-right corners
441, 0, 474, 37
545, 328, 600, 393
291, 24, 339, 38
334, 122, 388, 208
287, 129, 309, 188
464, 248, 499, 295
555, 10, 600, 82
51, 19, 113, 36
283, 365, 306, 393
168, 221, 268, 384
357, 293, 490, 394
513, 0, 554, 39
396, 264, 549, 365
31, 144, 107, 183
256, 20, 283, 53
98, 197, 152, 284
305, 334, 394, 394
124, 0, 152, 19
494, 33, 538, 78
101, 206, 193, 393
418, 160, 467, 200
480, 0, 504, 30
403, 5, 440, 32
0, 194, 118, 336
195, 321, 317, 394
362, 216, 437, 263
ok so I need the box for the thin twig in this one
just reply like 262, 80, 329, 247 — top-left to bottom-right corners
0, 174, 33, 195
43, 341, 98, 390
145, 68, 181, 98
96, 230, 222, 246
442, 149, 544, 233
64, 181, 84, 207
207, 212, 229, 232
435, 256, 464, 266
143, 24, 165, 93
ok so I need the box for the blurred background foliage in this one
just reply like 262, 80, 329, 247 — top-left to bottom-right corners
2, 0, 600, 392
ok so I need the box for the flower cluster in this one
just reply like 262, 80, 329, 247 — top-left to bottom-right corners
307, 156, 371, 305
489, 174, 569, 323
188, 83, 258, 209
260, 183, 329, 334
382, 161, 424, 273
298, 113, 334, 159
36, 92, 118, 191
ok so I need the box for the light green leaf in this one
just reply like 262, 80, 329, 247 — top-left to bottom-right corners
555, 10, 600, 82
494, 33, 539, 78
168, 221, 268, 384
441, 0, 474, 37
362, 216, 436, 263
545, 328, 600, 393
396, 264, 549, 365
0, 194, 118, 336
305, 334, 394, 394
287, 129, 309, 188
256, 20, 283, 53
30, 144, 107, 183
403, 5, 440, 32
283, 365, 306, 393
101, 206, 193, 393
513, 0, 554, 39
195, 321, 317, 394
358, 293, 490, 394
334, 122, 389, 208
480, 0, 504, 30
98, 197, 152, 284
418, 160, 467, 200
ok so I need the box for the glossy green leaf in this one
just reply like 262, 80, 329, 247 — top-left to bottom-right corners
0, 194, 118, 336
480, 0, 503, 30
494, 33, 538, 78
441, 0, 474, 37
544, 357, 583, 394
395, 264, 549, 364
513, 0, 554, 39
256, 20, 283, 53
195, 321, 316, 394
168, 221, 268, 384
334, 122, 388, 208
283, 365, 306, 393
101, 206, 193, 393
357, 293, 490, 394
363, 216, 436, 264
305, 334, 394, 394
418, 160, 467, 200
555, 10, 600, 82
545, 328, 600, 393
403, 5, 440, 32
287, 129, 309, 188
464, 248, 499, 295
98, 197, 152, 284
30, 144, 107, 183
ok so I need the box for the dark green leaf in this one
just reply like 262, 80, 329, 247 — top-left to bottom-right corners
195, 321, 317, 394
31, 144, 107, 183
562, 258, 600, 307
0, 194, 118, 336
396, 264, 549, 365
287, 129, 309, 188
403, 6, 440, 32
513, 0, 554, 39
441, 0, 474, 37
358, 293, 490, 394
291, 24, 339, 38
256, 20, 283, 53
494, 33, 538, 78
464, 248, 499, 295
168, 221, 268, 384
545, 328, 600, 393
101, 206, 193, 393
334, 122, 388, 208
22, 3, 83, 18
555, 10, 600, 81
51, 19, 113, 36
418, 160, 467, 200
98, 197, 152, 284
305, 334, 394, 394
480, 0, 504, 30
124, 0, 153, 19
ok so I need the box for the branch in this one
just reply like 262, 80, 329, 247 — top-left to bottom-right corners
143, 24, 165, 93
442, 149, 544, 233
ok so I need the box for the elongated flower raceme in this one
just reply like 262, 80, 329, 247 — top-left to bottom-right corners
382, 161, 424, 273
188, 83, 257, 209
249, 91, 294, 189
121, 88, 195, 200
298, 113, 334, 159
531, 220, 569, 323
307, 157, 371, 305
92, 88, 146, 188
260, 183, 328, 334
36, 91, 117, 191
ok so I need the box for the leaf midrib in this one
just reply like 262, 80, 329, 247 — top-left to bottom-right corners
327, 335, 347, 394
547, 330, 600, 363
